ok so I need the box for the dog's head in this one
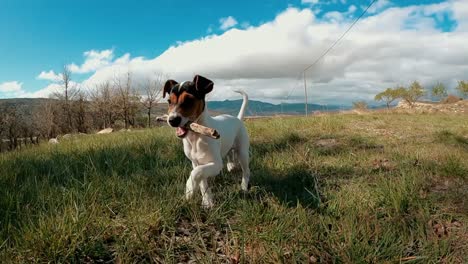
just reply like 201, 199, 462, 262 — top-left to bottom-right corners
162, 75, 214, 138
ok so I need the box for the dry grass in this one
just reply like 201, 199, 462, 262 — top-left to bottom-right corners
0, 112, 467, 263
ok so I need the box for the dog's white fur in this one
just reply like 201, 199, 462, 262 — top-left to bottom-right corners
168, 91, 250, 208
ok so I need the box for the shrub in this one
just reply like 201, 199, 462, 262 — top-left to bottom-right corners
352, 101, 368, 110
431, 82, 447, 102
456, 80, 468, 99
401, 81, 426, 107
442, 94, 463, 104
374, 88, 400, 109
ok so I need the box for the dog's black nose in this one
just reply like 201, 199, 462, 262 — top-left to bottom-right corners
168, 116, 181, 127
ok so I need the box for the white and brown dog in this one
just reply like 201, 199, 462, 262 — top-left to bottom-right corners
163, 75, 250, 208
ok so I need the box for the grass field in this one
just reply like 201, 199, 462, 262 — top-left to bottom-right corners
0, 113, 467, 263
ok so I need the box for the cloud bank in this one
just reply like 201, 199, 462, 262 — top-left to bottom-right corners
219, 16, 238, 31
0, 81, 23, 96
27, 0, 468, 104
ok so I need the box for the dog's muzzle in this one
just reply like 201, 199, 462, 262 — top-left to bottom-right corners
168, 115, 188, 138
168, 116, 181, 127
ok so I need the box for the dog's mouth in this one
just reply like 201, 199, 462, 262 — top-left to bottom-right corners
175, 127, 188, 138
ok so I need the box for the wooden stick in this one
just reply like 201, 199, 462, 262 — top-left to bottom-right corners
156, 116, 220, 139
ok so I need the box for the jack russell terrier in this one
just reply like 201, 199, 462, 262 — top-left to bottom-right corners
163, 75, 250, 208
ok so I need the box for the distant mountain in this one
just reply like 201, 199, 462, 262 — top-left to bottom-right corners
0, 98, 55, 116
0, 98, 384, 118
207, 99, 348, 116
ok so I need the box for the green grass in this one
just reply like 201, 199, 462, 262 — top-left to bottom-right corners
1, 113, 467, 263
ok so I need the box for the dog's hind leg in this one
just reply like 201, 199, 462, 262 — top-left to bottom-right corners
226, 149, 238, 172
239, 149, 250, 191
237, 129, 251, 191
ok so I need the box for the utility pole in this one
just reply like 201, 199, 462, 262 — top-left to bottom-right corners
303, 70, 308, 116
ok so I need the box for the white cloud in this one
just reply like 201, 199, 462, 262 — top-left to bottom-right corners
0, 81, 48, 98
22, 81, 81, 99
28, 0, 468, 104
0, 81, 23, 93
37, 70, 61, 82
0, 80, 81, 99
68, 49, 114, 74
452, 0, 468, 31
367, 0, 391, 14
323, 11, 345, 22
219, 16, 238, 30
240, 22, 251, 29
25, 83, 61, 98
302, 0, 320, 4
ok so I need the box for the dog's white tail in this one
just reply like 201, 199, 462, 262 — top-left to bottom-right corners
234, 90, 248, 120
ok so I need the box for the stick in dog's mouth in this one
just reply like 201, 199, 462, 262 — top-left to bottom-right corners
156, 116, 220, 139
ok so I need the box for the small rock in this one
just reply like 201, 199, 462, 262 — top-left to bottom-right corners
309, 256, 318, 263
97, 128, 113, 134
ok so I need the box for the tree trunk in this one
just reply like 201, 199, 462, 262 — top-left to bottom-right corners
147, 109, 151, 128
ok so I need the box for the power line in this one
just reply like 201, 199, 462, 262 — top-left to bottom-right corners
284, 71, 304, 101
281, 0, 377, 115
303, 0, 377, 73
282, 0, 378, 112
301, 0, 377, 116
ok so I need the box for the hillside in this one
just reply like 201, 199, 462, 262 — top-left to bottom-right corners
0, 98, 348, 118
0, 113, 467, 262
0, 98, 56, 116
208, 99, 346, 116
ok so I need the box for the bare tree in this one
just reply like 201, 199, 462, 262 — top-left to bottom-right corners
0, 110, 7, 152
19, 108, 36, 146
34, 101, 56, 139
73, 92, 89, 133
53, 65, 78, 132
115, 72, 140, 129
140, 74, 163, 127
2, 108, 22, 150
0, 110, 6, 137
89, 81, 120, 129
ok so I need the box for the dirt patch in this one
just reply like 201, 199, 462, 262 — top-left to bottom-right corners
315, 138, 339, 148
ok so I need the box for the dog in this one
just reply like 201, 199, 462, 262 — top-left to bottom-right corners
163, 75, 250, 208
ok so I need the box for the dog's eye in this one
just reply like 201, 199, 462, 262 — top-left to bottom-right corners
180, 97, 194, 108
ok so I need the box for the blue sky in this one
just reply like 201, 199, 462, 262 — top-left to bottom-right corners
0, 0, 464, 103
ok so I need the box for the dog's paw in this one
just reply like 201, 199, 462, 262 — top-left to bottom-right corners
226, 162, 237, 172
241, 181, 250, 192
185, 181, 196, 200
201, 199, 214, 209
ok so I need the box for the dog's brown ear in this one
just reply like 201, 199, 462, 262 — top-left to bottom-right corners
163, 80, 178, 98
193, 75, 213, 95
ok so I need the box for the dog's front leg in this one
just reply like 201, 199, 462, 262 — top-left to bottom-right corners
185, 161, 222, 208
199, 179, 213, 208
